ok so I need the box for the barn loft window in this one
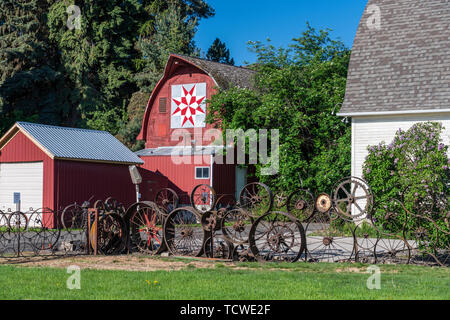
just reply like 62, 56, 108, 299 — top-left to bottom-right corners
195, 167, 210, 179
159, 98, 167, 113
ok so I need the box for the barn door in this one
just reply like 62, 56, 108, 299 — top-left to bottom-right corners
0, 162, 44, 213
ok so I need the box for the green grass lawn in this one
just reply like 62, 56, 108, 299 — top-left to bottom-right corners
0, 261, 448, 300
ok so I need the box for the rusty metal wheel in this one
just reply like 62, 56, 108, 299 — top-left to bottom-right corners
305, 211, 356, 263
215, 194, 236, 211
286, 189, 315, 222
155, 188, 179, 214
7, 212, 29, 256
105, 197, 126, 216
91, 212, 127, 255
232, 244, 255, 262
354, 222, 378, 264
61, 203, 87, 230
191, 184, 216, 213
239, 182, 273, 216
332, 177, 374, 221
221, 208, 253, 245
249, 212, 306, 262
0, 212, 10, 258
28, 208, 61, 255
164, 207, 205, 257
129, 202, 166, 255
203, 236, 233, 259
316, 193, 333, 213
201, 211, 219, 232
274, 192, 288, 209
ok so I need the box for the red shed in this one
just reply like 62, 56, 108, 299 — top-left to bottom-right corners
0, 122, 152, 226
136, 54, 256, 203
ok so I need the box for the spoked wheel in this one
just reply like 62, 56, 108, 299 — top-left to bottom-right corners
203, 236, 233, 259
191, 185, 216, 213
129, 203, 166, 255
61, 204, 87, 230
221, 208, 253, 245
274, 192, 288, 209
0, 213, 10, 258
239, 182, 273, 216
105, 197, 126, 216
333, 177, 374, 221
164, 207, 205, 257
155, 188, 179, 214
232, 244, 255, 262
92, 213, 127, 255
371, 198, 410, 264
215, 194, 236, 211
354, 222, 378, 264
287, 189, 315, 222
7, 212, 29, 256
249, 212, 306, 263
28, 208, 61, 255
305, 212, 356, 263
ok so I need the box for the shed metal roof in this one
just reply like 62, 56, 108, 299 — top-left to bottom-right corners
339, 0, 450, 116
135, 146, 224, 157
6, 122, 144, 165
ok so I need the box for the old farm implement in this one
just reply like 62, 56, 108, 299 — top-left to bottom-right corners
1, 177, 448, 267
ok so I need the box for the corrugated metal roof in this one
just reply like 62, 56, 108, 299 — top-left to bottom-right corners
16, 122, 144, 164
135, 146, 224, 157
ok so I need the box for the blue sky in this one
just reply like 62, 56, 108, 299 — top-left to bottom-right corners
195, 0, 369, 66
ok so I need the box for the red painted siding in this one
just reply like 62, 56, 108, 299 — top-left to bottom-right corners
54, 160, 142, 210
140, 155, 211, 204
0, 131, 54, 212
144, 64, 219, 149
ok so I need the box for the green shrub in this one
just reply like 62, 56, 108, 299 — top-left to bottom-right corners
363, 122, 449, 249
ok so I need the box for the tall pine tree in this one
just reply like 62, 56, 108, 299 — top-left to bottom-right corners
0, 0, 65, 133
206, 38, 235, 65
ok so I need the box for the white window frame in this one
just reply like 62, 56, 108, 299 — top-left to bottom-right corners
195, 167, 210, 179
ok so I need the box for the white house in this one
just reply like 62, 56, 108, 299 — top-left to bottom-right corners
338, 0, 450, 178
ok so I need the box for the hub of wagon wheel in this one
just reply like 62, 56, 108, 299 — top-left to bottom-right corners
180, 228, 194, 238
232, 221, 246, 233
322, 237, 333, 246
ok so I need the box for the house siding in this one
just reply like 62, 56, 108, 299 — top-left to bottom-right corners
352, 113, 450, 178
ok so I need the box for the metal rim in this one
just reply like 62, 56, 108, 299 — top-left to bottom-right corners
286, 189, 315, 222
332, 177, 374, 220
155, 188, 179, 214
190, 184, 217, 213
129, 203, 166, 255
249, 211, 306, 263
164, 207, 205, 257
203, 236, 233, 259
221, 208, 253, 245
239, 182, 273, 216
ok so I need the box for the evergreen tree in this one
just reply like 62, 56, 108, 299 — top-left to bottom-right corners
206, 38, 235, 65
0, 0, 64, 133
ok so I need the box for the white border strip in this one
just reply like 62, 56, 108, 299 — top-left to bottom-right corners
337, 109, 450, 117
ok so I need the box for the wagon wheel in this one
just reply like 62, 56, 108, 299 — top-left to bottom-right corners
404, 207, 450, 267
332, 177, 373, 221
155, 188, 179, 214
91, 212, 127, 255
304, 211, 356, 263
201, 211, 218, 232
221, 208, 253, 245
370, 199, 410, 264
7, 212, 29, 256
203, 236, 233, 259
0, 213, 11, 258
215, 194, 236, 211
61, 203, 87, 231
316, 193, 333, 214
286, 189, 315, 222
190, 184, 217, 213
105, 197, 126, 216
129, 203, 166, 255
249, 212, 306, 263
353, 221, 379, 264
232, 244, 255, 262
164, 207, 205, 257
274, 192, 288, 209
239, 182, 273, 216
93, 200, 105, 211
28, 208, 61, 254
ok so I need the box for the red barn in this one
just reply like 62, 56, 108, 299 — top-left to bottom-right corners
0, 122, 149, 225
136, 54, 256, 203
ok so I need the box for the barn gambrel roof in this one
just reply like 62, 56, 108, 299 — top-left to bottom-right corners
339, 0, 450, 116
0, 122, 144, 165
